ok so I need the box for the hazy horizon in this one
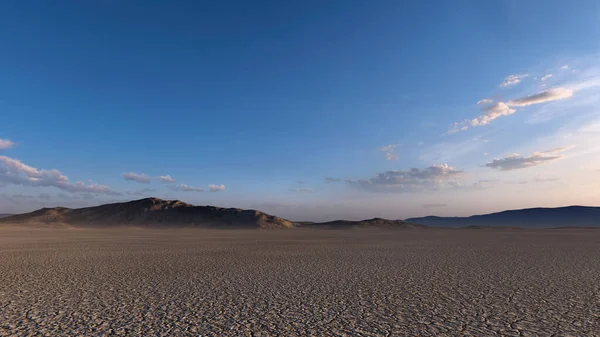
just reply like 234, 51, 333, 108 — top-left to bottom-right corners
2, 1, 600, 221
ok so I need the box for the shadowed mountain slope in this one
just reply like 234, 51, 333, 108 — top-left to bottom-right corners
406, 206, 600, 228
0, 198, 294, 229
0, 213, 13, 218
296, 218, 425, 229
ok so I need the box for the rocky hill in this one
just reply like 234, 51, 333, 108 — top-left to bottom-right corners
0, 198, 295, 229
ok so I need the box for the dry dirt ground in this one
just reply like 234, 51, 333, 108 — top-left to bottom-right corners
0, 227, 599, 336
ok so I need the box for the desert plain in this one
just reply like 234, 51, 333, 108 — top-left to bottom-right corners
0, 226, 599, 336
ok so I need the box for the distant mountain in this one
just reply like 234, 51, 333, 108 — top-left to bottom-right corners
297, 218, 425, 230
406, 206, 600, 228
0, 198, 294, 229
0, 213, 13, 219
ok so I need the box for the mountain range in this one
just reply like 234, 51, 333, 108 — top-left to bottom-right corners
0, 198, 419, 229
406, 206, 600, 228
1, 198, 599, 229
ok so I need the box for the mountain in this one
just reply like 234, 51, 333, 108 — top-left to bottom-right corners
297, 218, 425, 229
0, 198, 294, 229
0, 213, 13, 219
406, 206, 600, 228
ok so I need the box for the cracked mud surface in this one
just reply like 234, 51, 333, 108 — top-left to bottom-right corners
1, 227, 599, 336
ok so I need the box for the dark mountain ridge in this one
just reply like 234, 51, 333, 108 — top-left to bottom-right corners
0, 198, 294, 229
0, 198, 418, 229
406, 206, 600, 228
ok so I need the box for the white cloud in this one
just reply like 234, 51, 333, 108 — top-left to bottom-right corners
171, 184, 205, 192
470, 102, 517, 126
450, 87, 574, 132
485, 146, 573, 171
0, 156, 118, 195
122, 172, 151, 184
157, 175, 175, 183
209, 184, 226, 192
0, 139, 14, 150
500, 74, 528, 87
347, 164, 463, 192
477, 98, 493, 105
541, 74, 553, 81
560, 65, 569, 70
507, 87, 573, 107
380, 144, 399, 161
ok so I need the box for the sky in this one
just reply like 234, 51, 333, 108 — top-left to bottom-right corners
1, 0, 600, 221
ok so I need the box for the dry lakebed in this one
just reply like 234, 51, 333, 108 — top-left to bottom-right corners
0, 227, 599, 336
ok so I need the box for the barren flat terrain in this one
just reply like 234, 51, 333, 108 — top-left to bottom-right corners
1, 227, 599, 336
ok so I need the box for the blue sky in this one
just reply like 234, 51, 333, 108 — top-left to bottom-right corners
2, 0, 600, 220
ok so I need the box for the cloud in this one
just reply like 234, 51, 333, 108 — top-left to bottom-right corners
385, 152, 399, 161
170, 184, 205, 192
325, 177, 341, 183
12, 194, 35, 200
485, 146, 572, 171
500, 74, 528, 87
0, 156, 117, 195
380, 144, 398, 152
477, 98, 493, 105
380, 144, 399, 161
290, 188, 313, 192
0, 139, 14, 150
450, 88, 574, 132
422, 203, 447, 208
122, 172, 151, 184
346, 164, 463, 192
541, 74, 553, 81
470, 102, 517, 126
38, 193, 51, 200
157, 175, 175, 183
209, 184, 226, 192
507, 87, 573, 107
560, 65, 569, 70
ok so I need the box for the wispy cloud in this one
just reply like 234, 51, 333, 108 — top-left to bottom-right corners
380, 144, 399, 161
507, 88, 573, 107
485, 146, 573, 171
0, 156, 118, 195
325, 177, 341, 183
541, 74, 553, 81
157, 175, 175, 183
290, 187, 314, 192
477, 98, 493, 105
560, 65, 569, 70
451, 88, 574, 132
209, 184, 226, 192
346, 164, 462, 192
38, 193, 51, 200
170, 184, 205, 192
500, 74, 528, 87
0, 139, 14, 150
122, 172, 151, 184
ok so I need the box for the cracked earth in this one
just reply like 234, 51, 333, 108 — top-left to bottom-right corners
1, 227, 599, 336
